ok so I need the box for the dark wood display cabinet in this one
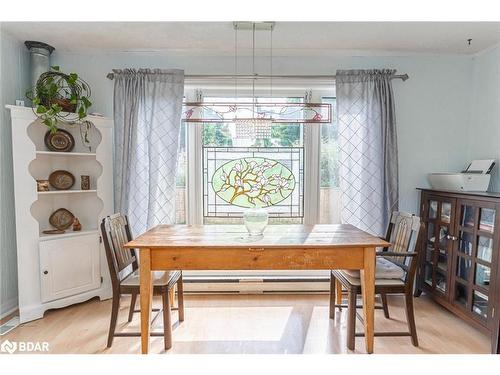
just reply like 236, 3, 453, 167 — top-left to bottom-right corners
416, 188, 500, 354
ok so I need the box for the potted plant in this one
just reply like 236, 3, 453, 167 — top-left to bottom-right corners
26, 66, 94, 149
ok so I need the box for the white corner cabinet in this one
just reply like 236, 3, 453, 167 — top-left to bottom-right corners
7, 105, 114, 323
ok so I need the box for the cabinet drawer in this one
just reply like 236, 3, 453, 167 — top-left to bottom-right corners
39, 233, 101, 303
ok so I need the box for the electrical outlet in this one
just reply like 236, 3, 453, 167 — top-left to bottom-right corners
15, 100, 25, 107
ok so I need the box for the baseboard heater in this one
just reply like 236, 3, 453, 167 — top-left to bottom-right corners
182, 276, 330, 294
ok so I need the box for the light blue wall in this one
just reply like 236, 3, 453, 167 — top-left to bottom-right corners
52, 51, 474, 214
0, 26, 29, 317
468, 44, 500, 192
0, 40, 487, 314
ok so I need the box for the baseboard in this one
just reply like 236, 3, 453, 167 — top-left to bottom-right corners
183, 279, 330, 293
0, 297, 19, 320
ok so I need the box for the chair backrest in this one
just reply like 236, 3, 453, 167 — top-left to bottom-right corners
382, 211, 424, 284
100, 214, 137, 290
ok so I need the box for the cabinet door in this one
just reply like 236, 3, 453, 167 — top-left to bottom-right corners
451, 199, 499, 327
421, 194, 456, 299
39, 234, 101, 303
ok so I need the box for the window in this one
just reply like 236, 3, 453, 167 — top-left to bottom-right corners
175, 121, 187, 224
319, 97, 341, 224
177, 88, 336, 289
201, 97, 304, 224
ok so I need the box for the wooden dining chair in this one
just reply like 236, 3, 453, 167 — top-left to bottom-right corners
100, 213, 184, 350
329, 212, 423, 350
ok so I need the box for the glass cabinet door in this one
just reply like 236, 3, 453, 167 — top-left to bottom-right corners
422, 196, 455, 296
452, 200, 497, 322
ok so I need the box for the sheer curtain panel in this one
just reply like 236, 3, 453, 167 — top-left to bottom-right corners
113, 69, 184, 235
336, 69, 399, 236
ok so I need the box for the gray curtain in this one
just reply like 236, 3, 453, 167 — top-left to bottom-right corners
113, 68, 184, 235
336, 69, 398, 236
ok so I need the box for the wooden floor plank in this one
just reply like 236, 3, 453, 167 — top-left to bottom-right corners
2, 294, 489, 354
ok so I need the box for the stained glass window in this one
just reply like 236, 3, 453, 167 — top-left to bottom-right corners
200, 96, 305, 222
204, 147, 303, 219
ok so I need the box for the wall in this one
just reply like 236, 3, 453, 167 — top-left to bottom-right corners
0, 26, 29, 318
468, 44, 500, 192
52, 51, 474, 214
0, 41, 482, 314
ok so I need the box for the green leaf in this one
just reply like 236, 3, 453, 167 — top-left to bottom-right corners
36, 105, 47, 114
69, 73, 78, 83
51, 104, 62, 113
81, 96, 92, 108
78, 106, 85, 119
48, 84, 58, 97
33, 97, 40, 105
51, 66, 60, 71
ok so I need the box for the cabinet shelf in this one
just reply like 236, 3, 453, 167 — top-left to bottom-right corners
38, 190, 97, 195
39, 229, 99, 242
437, 262, 447, 273
36, 151, 97, 157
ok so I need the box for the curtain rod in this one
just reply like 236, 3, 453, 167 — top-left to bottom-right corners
105, 73, 409, 81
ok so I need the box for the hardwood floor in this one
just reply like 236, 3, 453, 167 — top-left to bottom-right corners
2, 293, 489, 354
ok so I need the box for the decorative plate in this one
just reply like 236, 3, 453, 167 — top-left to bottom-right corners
44, 129, 75, 152
42, 229, 66, 235
49, 170, 75, 190
49, 208, 75, 230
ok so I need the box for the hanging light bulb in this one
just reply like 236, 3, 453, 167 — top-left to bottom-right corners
235, 118, 273, 139
234, 22, 274, 139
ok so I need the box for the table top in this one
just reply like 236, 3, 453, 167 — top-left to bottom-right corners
125, 224, 390, 249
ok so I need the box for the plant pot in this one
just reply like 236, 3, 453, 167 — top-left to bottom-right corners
243, 207, 269, 237
50, 98, 76, 113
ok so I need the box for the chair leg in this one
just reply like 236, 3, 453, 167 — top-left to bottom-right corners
162, 289, 173, 350
329, 273, 336, 319
128, 293, 137, 322
381, 293, 390, 319
347, 289, 357, 351
335, 278, 343, 308
404, 291, 419, 347
107, 294, 120, 348
177, 274, 185, 322
169, 286, 176, 308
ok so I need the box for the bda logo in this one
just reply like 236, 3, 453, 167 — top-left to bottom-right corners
0, 339, 17, 354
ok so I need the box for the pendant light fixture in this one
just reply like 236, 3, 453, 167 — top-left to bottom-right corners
182, 22, 331, 126
234, 22, 274, 139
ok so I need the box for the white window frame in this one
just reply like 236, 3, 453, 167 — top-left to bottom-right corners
182, 82, 335, 291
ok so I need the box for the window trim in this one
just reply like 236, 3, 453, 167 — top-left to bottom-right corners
184, 87, 333, 226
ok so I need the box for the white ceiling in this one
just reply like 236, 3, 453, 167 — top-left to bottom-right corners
2, 22, 500, 56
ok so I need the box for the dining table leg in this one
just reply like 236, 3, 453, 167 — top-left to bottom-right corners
360, 246, 376, 354
139, 248, 153, 354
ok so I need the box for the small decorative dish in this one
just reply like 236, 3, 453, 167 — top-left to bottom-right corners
49, 208, 75, 230
49, 170, 75, 190
44, 129, 75, 152
42, 229, 66, 235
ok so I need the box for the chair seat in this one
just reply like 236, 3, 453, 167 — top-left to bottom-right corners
121, 270, 181, 287
335, 270, 405, 286
338, 257, 405, 286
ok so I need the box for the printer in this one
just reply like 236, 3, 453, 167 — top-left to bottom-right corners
428, 159, 496, 192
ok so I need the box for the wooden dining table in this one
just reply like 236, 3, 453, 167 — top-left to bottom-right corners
124, 224, 390, 354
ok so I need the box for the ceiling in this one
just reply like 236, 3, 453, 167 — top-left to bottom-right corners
2, 22, 500, 56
